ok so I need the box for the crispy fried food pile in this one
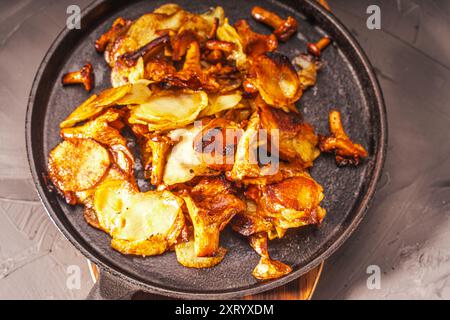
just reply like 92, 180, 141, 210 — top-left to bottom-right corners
49, 4, 366, 280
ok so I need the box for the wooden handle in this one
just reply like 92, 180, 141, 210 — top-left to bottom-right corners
244, 263, 323, 300
88, 261, 323, 300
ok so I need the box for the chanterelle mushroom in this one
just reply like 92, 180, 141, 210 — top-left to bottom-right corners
251, 6, 298, 41
319, 109, 368, 166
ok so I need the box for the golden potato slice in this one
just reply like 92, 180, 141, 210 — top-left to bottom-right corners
116, 79, 152, 105
76, 166, 136, 208
126, 11, 186, 48
129, 90, 208, 131
111, 235, 168, 256
48, 139, 110, 192
94, 182, 183, 239
249, 52, 302, 111
199, 91, 243, 117
175, 238, 227, 268
59, 95, 98, 129
60, 109, 134, 175
110, 190, 183, 242
111, 57, 145, 88
93, 179, 137, 233
153, 3, 183, 15
163, 125, 218, 185
94, 182, 184, 256
93, 83, 133, 107
60, 84, 132, 128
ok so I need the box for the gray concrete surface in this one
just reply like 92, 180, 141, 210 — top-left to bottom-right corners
0, 0, 449, 299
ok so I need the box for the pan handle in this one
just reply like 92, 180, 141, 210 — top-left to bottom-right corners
86, 270, 139, 300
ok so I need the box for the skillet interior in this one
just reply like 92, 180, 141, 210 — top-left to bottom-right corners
26, 0, 386, 298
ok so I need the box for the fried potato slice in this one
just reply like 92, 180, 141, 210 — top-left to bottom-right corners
199, 91, 243, 117
153, 3, 183, 15
319, 109, 368, 166
60, 82, 153, 129
111, 235, 168, 256
93, 179, 137, 233
111, 57, 145, 88
109, 191, 184, 256
94, 83, 133, 107
60, 109, 134, 175
60, 84, 132, 128
48, 139, 110, 193
182, 177, 246, 257
126, 11, 185, 48
248, 52, 302, 111
175, 237, 227, 268
116, 79, 152, 105
96, 187, 183, 241
75, 166, 136, 210
93, 180, 184, 255
129, 90, 208, 131
59, 95, 99, 129
163, 124, 218, 185
75, 168, 123, 206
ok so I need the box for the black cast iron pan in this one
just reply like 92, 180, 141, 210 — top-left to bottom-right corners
26, 0, 387, 299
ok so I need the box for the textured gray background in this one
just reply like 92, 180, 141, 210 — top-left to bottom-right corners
0, 0, 449, 299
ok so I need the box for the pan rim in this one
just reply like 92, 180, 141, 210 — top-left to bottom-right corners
25, 0, 387, 299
